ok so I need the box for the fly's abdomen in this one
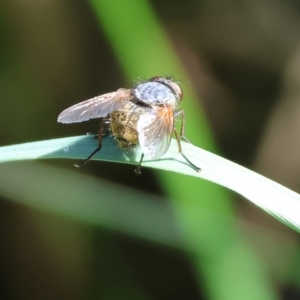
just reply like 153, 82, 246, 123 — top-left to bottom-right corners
110, 102, 145, 149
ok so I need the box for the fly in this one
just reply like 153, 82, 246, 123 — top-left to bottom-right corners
57, 76, 200, 174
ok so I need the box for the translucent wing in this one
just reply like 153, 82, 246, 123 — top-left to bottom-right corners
57, 88, 132, 123
137, 106, 174, 159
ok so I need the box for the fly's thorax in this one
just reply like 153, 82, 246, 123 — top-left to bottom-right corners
133, 81, 181, 108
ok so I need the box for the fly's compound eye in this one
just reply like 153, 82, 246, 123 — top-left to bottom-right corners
167, 81, 183, 100
149, 76, 163, 82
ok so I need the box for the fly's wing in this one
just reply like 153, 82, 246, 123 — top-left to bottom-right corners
137, 105, 174, 159
57, 88, 132, 123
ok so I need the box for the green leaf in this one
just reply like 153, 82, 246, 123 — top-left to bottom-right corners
1, 135, 300, 234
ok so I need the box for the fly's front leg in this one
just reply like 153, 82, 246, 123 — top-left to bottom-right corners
174, 110, 201, 172
174, 110, 192, 143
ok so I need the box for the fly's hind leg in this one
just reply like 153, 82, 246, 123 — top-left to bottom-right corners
74, 117, 110, 167
174, 110, 201, 172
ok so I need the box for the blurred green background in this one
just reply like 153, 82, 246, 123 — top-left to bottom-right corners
1, 0, 300, 299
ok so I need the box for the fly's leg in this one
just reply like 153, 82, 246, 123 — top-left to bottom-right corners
174, 110, 201, 172
74, 146, 102, 168
175, 110, 191, 143
135, 154, 144, 175
74, 117, 109, 167
173, 129, 200, 172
